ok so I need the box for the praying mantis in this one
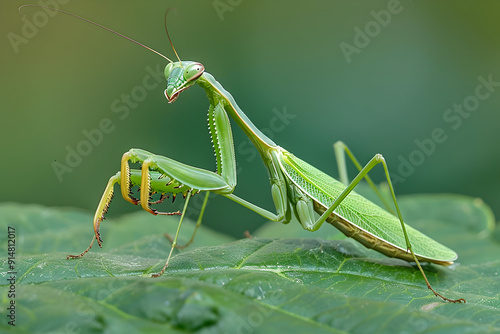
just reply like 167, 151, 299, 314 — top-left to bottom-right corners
20, 5, 465, 303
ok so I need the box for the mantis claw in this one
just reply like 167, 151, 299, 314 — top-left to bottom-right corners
96, 231, 103, 247
158, 210, 182, 216
67, 236, 96, 259
150, 193, 168, 205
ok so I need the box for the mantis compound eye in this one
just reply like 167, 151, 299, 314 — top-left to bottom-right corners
184, 62, 205, 82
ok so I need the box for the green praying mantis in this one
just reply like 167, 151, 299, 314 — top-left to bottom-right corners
21, 5, 465, 303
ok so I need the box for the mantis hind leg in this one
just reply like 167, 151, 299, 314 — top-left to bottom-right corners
302, 150, 464, 303
333, 141, 394, 214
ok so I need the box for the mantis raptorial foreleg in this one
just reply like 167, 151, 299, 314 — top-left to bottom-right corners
66, 171, 182, 259
69, 104, 289, 270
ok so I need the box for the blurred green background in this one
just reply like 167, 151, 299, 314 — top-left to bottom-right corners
1, 0, 499, 237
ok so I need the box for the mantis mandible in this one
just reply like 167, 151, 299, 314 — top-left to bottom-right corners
21, 5, 465, 303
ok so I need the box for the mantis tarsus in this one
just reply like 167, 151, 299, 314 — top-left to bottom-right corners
21, 5, 465, 303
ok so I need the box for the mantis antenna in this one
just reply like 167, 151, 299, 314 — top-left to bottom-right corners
18, 4, 174, 63
164, 8, 183, 67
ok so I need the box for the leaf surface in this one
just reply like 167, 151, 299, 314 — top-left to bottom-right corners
1, 196, 499, 333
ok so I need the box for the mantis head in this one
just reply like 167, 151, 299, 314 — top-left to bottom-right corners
164, 61, 205, 103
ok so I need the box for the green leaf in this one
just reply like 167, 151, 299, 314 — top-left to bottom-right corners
1, 196, 499, 333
